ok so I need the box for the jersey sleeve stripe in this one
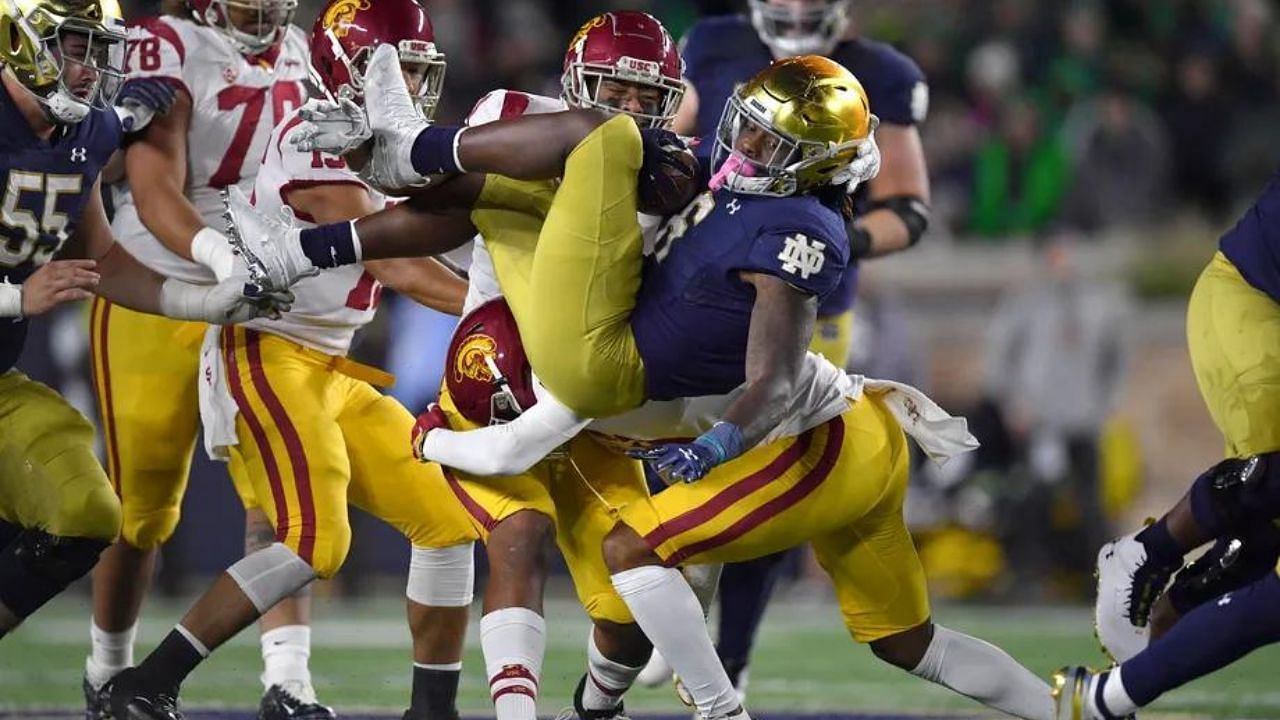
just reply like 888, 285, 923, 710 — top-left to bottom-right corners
243, 329, 317, 563
88, 297, 123, 493
641, 423, 816, 547
223, 327, 293, 550
441, 468, 499, 532
663, 416, 845, 566
279, 179, 370, 224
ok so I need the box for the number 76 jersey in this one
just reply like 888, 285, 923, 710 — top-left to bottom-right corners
111, 15, 309, 283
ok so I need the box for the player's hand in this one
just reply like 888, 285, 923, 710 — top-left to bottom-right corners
292, 98, 370, 155
114, 78, 180, 133
845, 114, 881, 194
410, 403, 450, 461
628, 442, 721, 484
160, 276, 293, 324
19, 259, 100, 316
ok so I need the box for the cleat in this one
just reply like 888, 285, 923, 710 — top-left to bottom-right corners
221, 186, 317, 293
84, 674, 112, 720
1094, 530, 1176, 662
1051, 666, 1134, 720
105, 668, 182, 720
357, 43, 433, 190
566, 673, 630, 720
258, 683, 336, 720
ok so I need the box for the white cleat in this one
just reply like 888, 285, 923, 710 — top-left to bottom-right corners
359, 43, 433, 191
221, 186, 317, 293
1051, 666, 1134, 720
1095, 530, 1175, 663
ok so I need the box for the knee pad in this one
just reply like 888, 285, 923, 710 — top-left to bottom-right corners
227, 542, 317, 612
1189, 455, 1280, 537
407, 543, 475, 607
0, 529, 108, 619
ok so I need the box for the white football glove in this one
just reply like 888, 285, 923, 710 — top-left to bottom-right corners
845, 114, 882, 195
291, 98, 371, 155
159, 276, 294, 324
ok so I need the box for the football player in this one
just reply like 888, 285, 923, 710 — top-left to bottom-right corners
83, 0, 320, 715
667, 0, 932, 695
0, 0, 282, 642
100, 2, 479, 720
1053, 170, 1280, 719
234, 51, 1054, 720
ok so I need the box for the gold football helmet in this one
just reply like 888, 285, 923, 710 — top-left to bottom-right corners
711, 54, 873, 197
0, 0, 126, 123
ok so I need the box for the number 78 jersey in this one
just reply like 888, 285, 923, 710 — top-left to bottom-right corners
111, 15, 309, 283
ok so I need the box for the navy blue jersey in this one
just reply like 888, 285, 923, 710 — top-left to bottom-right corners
1220, 169, 1280, 305
681, 14, 927, 315
0, 85, 122, 373
631, 190, 848, 400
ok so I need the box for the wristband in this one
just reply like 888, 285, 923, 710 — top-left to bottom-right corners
191, 227, 236, 281
693, 421, 746, 464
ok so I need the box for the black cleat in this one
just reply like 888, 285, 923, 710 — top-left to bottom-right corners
258, 684, 337, 720
84, 675, 112, 720
105, 668, 182, 720
570, 673, 630, 720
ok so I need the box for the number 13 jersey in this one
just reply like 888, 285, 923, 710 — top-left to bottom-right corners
110, 15, 308, 283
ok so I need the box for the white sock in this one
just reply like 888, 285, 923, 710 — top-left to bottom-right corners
261, 625, 316, 702
85, 621, 137, 689
581, 630, 644, 711
909, 625, 1053, 720
480, 608, 544, 720
1101, 668, 1138, 716
611, 566, 744, 720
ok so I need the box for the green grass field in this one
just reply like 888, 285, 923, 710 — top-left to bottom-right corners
2, 586, 1276, 718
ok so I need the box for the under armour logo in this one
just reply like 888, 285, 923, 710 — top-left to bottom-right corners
726, 198, 741, 215
776, 233, 825, 279
70, 147, 87, 162
1218, 593, 1233, 606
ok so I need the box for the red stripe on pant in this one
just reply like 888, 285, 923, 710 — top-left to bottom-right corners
664, 417, 846, 566
90, 298, 123, 493
643, 429, 814, 548
223, 327, 291, 548
443, 468, 499, 531
243, 329, 317, 563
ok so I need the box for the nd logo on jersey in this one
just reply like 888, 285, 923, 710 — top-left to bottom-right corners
777, 233, 826, 279
453, 333, 498, 383
322, 0, 371, 36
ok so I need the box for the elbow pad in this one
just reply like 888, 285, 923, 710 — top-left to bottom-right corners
869, 195, 930, 247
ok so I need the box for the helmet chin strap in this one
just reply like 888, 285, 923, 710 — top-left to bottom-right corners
43, 87, 91, 124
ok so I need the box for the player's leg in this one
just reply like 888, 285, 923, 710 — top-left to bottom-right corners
85, 298, 201, 704
713, 552, 788, 700
340, 383, 479, 720
107, 328, 356, 719
809, 455, 1053, 720
1056, 568, 1280, 719
0, 371, 122, 636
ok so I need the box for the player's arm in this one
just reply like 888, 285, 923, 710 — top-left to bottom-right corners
671, 82, 699, 136
412, 381, 592, 476
853, 122, 930, 258
124, 91, 236, 278
73, 179, 282, 323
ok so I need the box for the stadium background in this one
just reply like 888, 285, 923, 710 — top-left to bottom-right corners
5, 0, 1280, 717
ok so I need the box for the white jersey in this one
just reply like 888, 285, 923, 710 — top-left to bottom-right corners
460, 89, 663, 314
246, 106, 387, 355
111, 16, 309, 283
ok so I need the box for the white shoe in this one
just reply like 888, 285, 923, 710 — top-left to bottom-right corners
1095, 531, 1174, 663
1051, 666, 1134, 720
221, 186, 317, 292
360, 43, 432, 190
636, 650, 673, 688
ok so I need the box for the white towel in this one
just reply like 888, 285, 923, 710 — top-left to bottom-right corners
861, 377, 980, 465
197, 326, 240, 462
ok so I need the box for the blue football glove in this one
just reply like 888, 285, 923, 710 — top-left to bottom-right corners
628, 422, 745, 484
115, 78, 180, 133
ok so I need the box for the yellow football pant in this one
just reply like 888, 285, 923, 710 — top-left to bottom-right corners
1186, 253, 1280, 458
436, 387, 648, 624
618, 396, 930, 643
222, 327, 477, 579
0, 370, 120, 540
810, 310, 854, 369
472, 113, 647, 418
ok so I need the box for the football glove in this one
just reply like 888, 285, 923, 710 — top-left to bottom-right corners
114, 78, 180, 133
628, 421, 745, 484
844, 115, 881, 194
410, 403, 450, 461
292, 98, 371, 156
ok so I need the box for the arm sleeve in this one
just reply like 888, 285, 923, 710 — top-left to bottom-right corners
418, 379, 593, 476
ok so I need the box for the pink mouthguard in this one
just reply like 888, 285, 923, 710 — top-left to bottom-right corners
709, 152, 756, 190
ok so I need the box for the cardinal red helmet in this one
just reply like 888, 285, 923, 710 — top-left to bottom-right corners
188, 0, 296, 56
308, 0, 446, 119
561, 10, 684, 128
445, 298, 538, 426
